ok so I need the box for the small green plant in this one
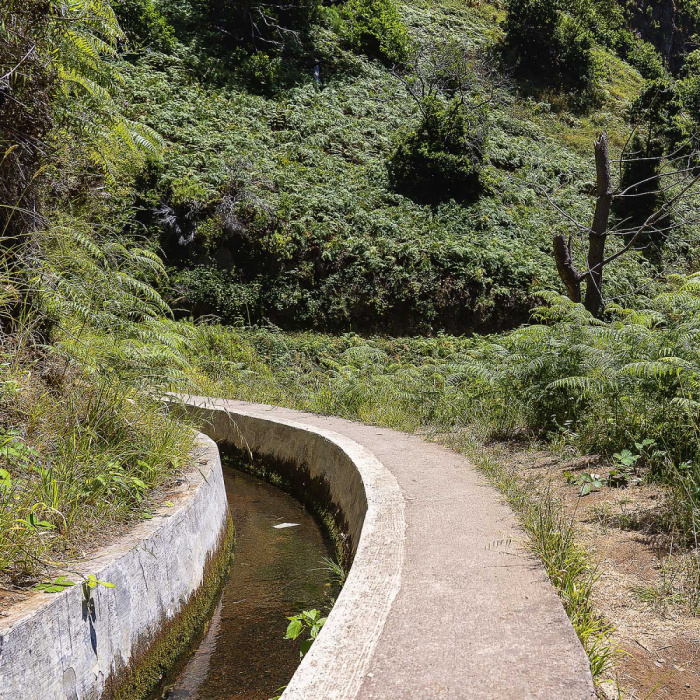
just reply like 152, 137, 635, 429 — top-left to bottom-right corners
320, 556, 346, 587
35, 576, 76, 593
82, 574, 116, 614
611, 449, 640, 470
0, 431, 37, 468
284, 609, 327, 658
567, 472, 604, 496
17, 508, 55, 531
86, 462, 149, 504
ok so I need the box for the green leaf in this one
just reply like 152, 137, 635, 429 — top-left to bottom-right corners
284, 619, 303, 640
299, 638, 314, 658
35, 576, 76, 593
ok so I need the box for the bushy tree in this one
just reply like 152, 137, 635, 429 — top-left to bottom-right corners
182, 0, 321, 54
389, 97, 486, 203
340, 0, 410, 65
388, 43, 490, 203
501, 0, 597, 89
552, 130, 700, 318
615, 55, 700, 234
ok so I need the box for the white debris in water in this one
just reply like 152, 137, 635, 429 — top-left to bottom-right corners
273, 522, 300, 529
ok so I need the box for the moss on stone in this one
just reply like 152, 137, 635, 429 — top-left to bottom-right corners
105, 514, 234, 700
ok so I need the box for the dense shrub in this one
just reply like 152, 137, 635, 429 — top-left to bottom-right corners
340, 0, 410, 64
501, 0, 597, 89
614, 132, 664, 232
625, 39, 667, 80
114, 0, 176, 52
180, 0, 321, 54
679, 50, 700, 121
388, 96, 487, 203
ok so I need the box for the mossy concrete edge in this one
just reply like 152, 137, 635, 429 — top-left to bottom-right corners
176, 395, 407, 700
108, 512, 234, 700
0, 433, 229, 700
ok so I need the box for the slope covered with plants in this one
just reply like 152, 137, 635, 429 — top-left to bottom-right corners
114, 0, 692, 333
4, 0, 700, 694
0, 0, 193, 588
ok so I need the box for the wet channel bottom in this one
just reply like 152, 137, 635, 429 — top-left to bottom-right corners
161, 467, 334, 700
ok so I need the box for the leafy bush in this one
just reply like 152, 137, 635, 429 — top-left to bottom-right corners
613, 131, 665, 234
388, 96, 487, 203
236, 51, 285, 95
114, 0, 176, 52
679, 50, 700, 120
340, 0, 410, 64
501, 0, 597, 89
176, 0, 321, 55
625, 39, 667, 81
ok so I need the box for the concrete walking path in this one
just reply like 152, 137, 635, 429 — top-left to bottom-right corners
182, 397, 596, 699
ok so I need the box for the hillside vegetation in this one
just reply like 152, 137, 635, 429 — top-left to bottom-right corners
122, 0, 662, 333
4, 0, 700, 692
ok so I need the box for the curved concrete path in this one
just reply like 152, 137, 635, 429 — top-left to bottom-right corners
181, 397, 596, 699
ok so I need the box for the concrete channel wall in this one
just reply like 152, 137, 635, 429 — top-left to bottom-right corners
179, 396, 597, 700
179, 396, 407, 700
0, 433, 228, 700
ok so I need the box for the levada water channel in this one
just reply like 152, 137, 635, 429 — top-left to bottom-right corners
155, 460, 336, 699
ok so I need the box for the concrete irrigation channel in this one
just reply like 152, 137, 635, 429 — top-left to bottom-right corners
0, 396, 596, 699
179, 396, 596, 700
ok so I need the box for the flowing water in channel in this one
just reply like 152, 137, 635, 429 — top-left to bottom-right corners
159, 467, 334, 700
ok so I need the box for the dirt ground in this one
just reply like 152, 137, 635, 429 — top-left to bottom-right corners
502, 446, 700, 699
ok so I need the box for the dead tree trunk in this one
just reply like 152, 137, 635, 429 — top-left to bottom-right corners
552, 234, 581, 302
584, 132, 613, 317
550, 129, 700, 317
552, 132, 612, 318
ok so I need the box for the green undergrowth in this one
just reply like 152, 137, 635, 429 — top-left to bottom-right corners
185, 279, 700, 536
115, 0, 673, 334
181, 280, 700, 677
0, 350, 194, 585
186, 327, 620, 677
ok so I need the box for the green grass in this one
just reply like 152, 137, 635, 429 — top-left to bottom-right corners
0, 351, 193, 584
0, 217, 195, 585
